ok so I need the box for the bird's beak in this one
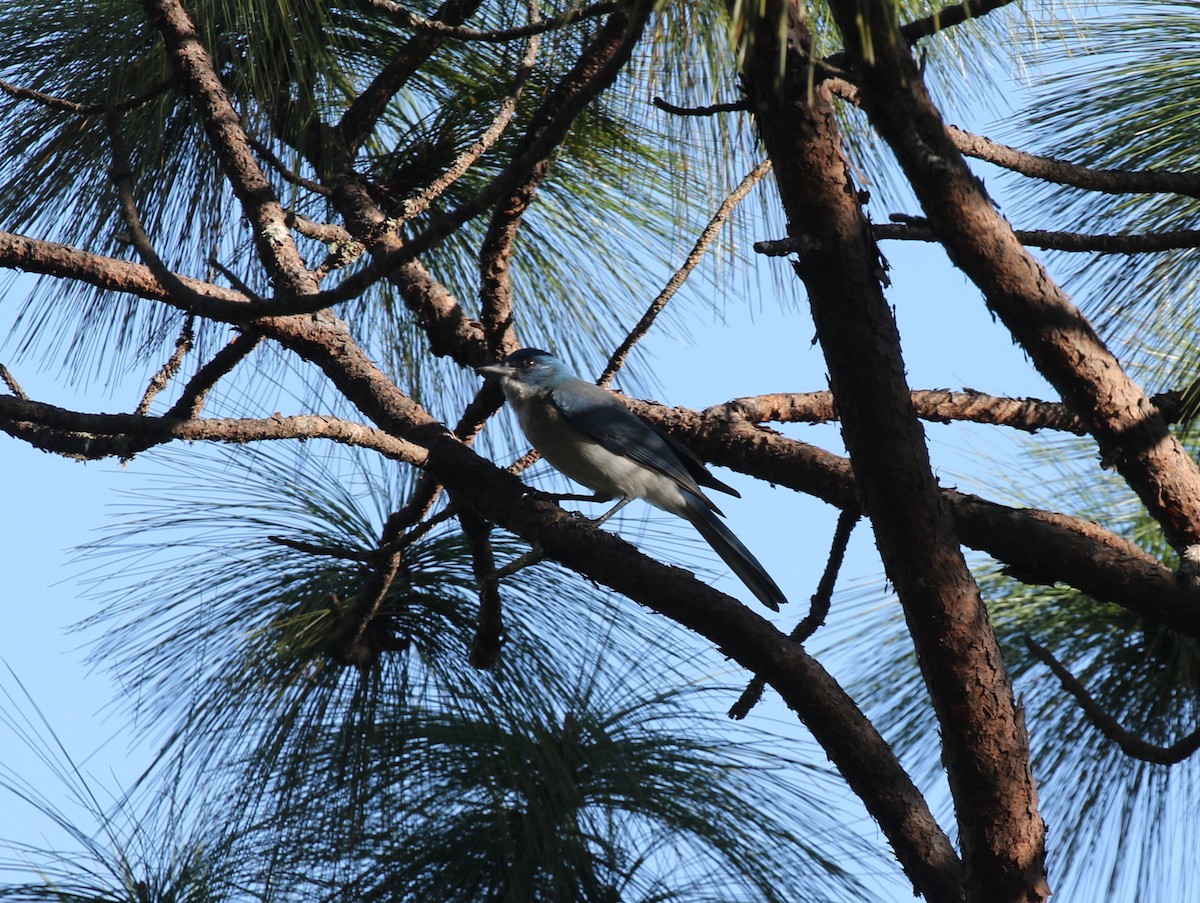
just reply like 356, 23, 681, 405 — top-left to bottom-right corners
476, 362, 512, 378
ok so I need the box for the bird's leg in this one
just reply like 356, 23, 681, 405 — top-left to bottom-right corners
591, 496, 633, 528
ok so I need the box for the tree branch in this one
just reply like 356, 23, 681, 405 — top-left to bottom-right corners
1024, 636, 1200, 765
823, 0, 1019, 73
338, 0, 488, 155
831, 0, 1200, 563
828, 77, 1200, 200
0, 229, 253, 319
712, 387, 1186, 434
651, 97, 748, 117
0, 75, 175, 115
599, 159, 772, 386
141, 0, 317, 296
395, 3, 541, 227
948, 125, 1200, 199
729, 509, 859, 719
874, 219, 1200, 254
134, 316, 194, 415
479, 0, 654, 358
743, 3, 974, 896
0, 395, 429, 465
363, 0, 618, 42
165, 330, 263, 419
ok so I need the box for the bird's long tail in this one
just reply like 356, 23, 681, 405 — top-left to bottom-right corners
681, 493, 786, 611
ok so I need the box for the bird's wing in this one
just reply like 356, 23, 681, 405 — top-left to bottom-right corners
548, 380, 739, 506
549, 380, 706, 494
650, 426, 741, 498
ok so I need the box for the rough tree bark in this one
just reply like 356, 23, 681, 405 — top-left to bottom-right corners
739, 1, 1048, 900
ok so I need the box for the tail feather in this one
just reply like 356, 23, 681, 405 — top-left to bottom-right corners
682, 495, 786, 611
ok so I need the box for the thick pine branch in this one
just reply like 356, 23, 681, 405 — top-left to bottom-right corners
744, 2, 1044, 896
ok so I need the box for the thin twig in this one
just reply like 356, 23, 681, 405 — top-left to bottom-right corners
395, 1, 541, 227
1024, 635, 1200, 765
0, 76, 175, 115
248, 138, 331, 197
165, 331, 263, 419
600, 159, 772, 386
364, 0, 616, 42
651, 97, 748, 117
730, 510, 859, 719
268, 535, 374, 562
330, 550, 408, 669
0, 364, 28, 400
105, 111, 231, 312
208, 257, 265, 301
134, 315, 195, 415
756, 224, 1200, 255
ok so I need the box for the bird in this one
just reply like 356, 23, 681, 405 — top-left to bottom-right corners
477, 348, 787, 610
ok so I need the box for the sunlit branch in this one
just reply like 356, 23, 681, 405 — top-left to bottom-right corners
165, 330, 263, 419
730, 509, 860, 719
874, 218, 1200, 254
363, 0, 618, 42
0, 364, 28, 400
0, 395, 429, 465
396, 2, 541, 227
599, 159, 773, 387
712, 388, 1093, 434
286, 212, 351, 244
0, 229, 251, 316
1023, 635, 1200, 765
141, 0, 317, 296
948, 126, 1200, 198
135, 316, 195, 416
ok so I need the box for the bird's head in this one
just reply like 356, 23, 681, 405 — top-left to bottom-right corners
476, 348, 571, 388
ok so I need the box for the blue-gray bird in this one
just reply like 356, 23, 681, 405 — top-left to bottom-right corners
478, 348, 786, 610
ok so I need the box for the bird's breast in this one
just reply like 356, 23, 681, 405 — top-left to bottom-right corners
515, 396, 681, 508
